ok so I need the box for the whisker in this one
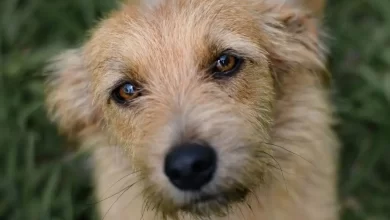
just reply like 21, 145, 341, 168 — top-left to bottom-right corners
119, 183, 150, 216
260, 141, 316, 168
224, 145, 291, 192
257, 150, 288, 193
85, 179, 143, 208
102, 184, 130, 220
263, 162, 306, 178
151, 191, 164, 213
237, 204, 245, 220
140, 193, 149, 220
101, 170, 141, 197
246, 202, 254, 217
222, 141, 314, 169
248, 188, 261, 211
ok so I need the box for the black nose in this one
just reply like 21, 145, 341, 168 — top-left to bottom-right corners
164, 143, 217, 191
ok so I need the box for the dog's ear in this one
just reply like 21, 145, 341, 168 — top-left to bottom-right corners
287, 0, 326, 18
261, 3, 329, 83
44, 49, 103, 139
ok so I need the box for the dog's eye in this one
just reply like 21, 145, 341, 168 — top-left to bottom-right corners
111, 82, 140, 104
212, 54, 243, 78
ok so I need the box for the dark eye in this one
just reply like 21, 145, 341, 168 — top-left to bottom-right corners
111, 82, 140, 104
212, 54, 243, 78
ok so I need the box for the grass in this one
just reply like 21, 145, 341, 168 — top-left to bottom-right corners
1, 0, 389, 219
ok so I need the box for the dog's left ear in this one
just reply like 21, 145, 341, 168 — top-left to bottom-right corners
262, 3, 327, 70
288, 0, 326, 18
278, 9, 319, 40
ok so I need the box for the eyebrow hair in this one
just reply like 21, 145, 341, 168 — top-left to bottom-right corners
215, 32, 268, 62
201, 31, 269, 70
93, 55, 141, 88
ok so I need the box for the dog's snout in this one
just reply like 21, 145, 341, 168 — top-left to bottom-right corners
164, 143, 217, 191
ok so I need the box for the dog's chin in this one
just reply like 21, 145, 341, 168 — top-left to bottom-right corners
178, 188, 250, 217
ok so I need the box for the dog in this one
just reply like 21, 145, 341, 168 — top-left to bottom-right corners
44, 0, 339, 219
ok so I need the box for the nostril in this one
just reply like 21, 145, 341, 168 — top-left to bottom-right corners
164, 142, 217, 191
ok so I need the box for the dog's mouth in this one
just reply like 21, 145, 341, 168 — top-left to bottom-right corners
180, 188, 249, 214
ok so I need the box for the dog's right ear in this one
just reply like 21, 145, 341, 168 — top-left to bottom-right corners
44, 49, 103, 139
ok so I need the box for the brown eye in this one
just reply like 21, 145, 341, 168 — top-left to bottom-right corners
111, 82, 140, 104
212, 54, 243, 78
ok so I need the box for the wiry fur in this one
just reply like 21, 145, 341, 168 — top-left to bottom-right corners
44, 0, 339, 219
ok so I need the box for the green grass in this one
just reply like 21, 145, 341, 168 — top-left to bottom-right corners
1, 0, 389, 219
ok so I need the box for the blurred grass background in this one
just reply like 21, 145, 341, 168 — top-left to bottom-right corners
1, 0, 389, 219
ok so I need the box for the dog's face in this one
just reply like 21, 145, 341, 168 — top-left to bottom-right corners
46, 0, 324, 217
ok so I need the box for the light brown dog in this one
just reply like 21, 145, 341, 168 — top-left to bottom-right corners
45, 0, 339, 219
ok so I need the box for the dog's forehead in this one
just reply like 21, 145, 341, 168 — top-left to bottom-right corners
137, 4, 260, 48
88, 0, 268, 88
122, 1, 260, 65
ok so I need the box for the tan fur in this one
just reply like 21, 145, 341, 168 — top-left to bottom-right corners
44, 0, 339, 219
289, 0, 326, 17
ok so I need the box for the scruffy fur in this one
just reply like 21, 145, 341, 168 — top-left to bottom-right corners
44, 0, 339, 219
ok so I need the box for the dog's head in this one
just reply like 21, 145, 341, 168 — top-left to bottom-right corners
45, 0, 326, 217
